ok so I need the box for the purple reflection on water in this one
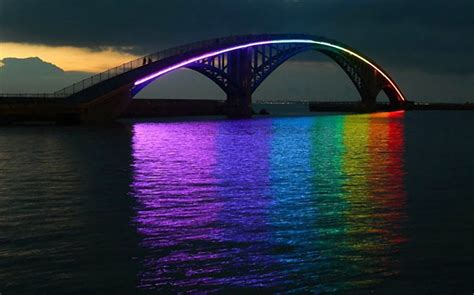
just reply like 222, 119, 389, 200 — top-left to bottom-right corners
130, 119, 277, 291
131, 121, 224, 289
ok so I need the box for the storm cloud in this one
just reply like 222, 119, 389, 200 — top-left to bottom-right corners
1, 0, 473, 74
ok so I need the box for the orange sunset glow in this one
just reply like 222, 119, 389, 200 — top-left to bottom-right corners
0, 42, 140, 73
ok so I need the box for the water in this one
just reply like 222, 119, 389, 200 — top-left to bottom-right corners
0, 111, 473, 293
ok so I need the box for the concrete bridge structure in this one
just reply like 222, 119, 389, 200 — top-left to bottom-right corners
0, 34, 408, 123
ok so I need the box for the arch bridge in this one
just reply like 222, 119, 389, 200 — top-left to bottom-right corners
54, 34, 407, 121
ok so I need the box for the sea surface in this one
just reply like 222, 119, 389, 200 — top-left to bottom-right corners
0, 110, 473, 293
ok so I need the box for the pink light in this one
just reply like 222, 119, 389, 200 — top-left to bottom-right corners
134, 39, 406, 102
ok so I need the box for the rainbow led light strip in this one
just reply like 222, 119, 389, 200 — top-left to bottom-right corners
134, 39, 406, 102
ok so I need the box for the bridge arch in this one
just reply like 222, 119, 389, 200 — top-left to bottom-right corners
133, 67, 227, 100
57, 34, 407, 119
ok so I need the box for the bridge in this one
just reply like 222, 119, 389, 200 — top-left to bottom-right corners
0, 34, 408, 123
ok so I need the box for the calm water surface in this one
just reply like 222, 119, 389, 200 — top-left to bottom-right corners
0, 111, 473, 293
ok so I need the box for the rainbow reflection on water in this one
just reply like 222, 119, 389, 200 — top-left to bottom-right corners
130, 113, 407, 292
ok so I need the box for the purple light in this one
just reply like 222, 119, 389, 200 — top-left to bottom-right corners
134, 39, 406, 102
130, 120, 278, 289
131, 122, 224, 287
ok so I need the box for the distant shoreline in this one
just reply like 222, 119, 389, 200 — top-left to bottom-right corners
308, 101, 474, 112
1, 97, 472, 125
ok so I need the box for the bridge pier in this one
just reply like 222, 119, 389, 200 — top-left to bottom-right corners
357, 68, 382, 112
357, 100, 377, 113
225, 48, 253, 117
358, 89, 378, 112
78, 84, 133, 123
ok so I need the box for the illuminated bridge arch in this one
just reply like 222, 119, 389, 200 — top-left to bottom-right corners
57, 34, 407, 118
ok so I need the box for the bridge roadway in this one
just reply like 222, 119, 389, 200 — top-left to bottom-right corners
0, 34, 410, 124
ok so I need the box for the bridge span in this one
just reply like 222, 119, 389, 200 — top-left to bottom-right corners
0, 34, 408, 123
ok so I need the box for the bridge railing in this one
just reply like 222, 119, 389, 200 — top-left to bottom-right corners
1, 35, 269, 99
53, 37, 234, 97
0, 93, 68, 98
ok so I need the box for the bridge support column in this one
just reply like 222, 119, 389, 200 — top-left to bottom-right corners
78, 84, 133, 123
358, 93, 377, 113
358, 68, 382, 113
225, 48, 253, 117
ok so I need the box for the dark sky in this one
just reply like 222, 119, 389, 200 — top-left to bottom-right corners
1, 0, 473, 101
